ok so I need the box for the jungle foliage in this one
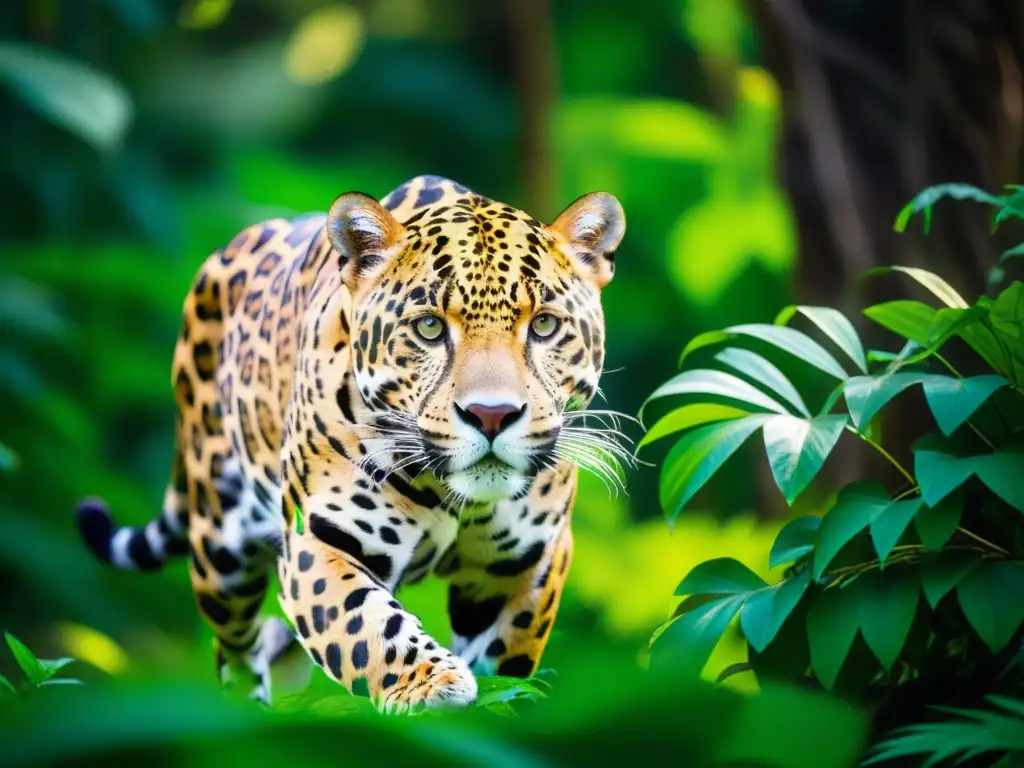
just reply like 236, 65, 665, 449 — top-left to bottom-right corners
643, 184, 1024, 767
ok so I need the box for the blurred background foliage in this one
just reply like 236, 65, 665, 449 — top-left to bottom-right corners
1, 0, 1022, 764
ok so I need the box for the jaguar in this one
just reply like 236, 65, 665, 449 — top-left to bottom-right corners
76, 174, 628, 712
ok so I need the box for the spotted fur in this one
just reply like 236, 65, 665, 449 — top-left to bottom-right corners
76, 175, 626, 711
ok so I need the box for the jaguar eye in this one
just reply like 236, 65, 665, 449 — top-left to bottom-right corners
413, 315, 446, 342
530, 313, 560, 339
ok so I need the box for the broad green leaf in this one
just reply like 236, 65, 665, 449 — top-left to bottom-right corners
914, 448, 1024, 512
843, 372, 929, 429
638, 403, 750, 448
863, 300, 935, 345
957, 561, 1024, 652
864, 266, 969, 309
869, 497, 923, 565
650, 594, 745, 675
894, 183, 1018, 233
674, 557, 768, 596
854, 569, 919, 670
714, 348, 810, 416
726, 324, 848, 379
872, 306, 991, 369
769, 516, 821, 568
680, 324, 848, 379
679, 329, 732, 363
813, 482, 891, 579
920, 551, 980, 608
921, 375, 1008, 436
641, 369, 787, 421
36, 657, 76, 683
659, 416, 771, 523
990, 282, 1024, 373
5, 632, 44, 685
973, 333, 1018, 385
914, 494, 963, 550
913, 448, 975, 508
0, 43, 131, 153
807, 585, 859, 690
740, 570, 810, 653
763, 414, 848, 505
776, 305, 868, 373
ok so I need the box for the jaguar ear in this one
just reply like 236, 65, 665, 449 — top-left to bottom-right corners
327, 192, 406, 291
547, 191, 625, 289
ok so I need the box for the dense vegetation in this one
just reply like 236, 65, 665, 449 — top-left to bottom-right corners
3, 2, 1024, 766
642, 185, 1024, 766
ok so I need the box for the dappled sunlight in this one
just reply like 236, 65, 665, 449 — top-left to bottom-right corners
283, 4, 366, 86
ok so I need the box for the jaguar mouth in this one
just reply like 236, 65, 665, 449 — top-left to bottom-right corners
444, 455, 529, 503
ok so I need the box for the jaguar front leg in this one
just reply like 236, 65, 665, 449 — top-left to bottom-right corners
279, 509, 478, 714
449, 516, 573, 678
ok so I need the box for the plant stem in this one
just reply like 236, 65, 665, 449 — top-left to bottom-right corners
956, 526, 1010, 556
846, 426, 917, 486
965, 421, 997, 450
894, 486, 920, 500
935, 353, 963, 378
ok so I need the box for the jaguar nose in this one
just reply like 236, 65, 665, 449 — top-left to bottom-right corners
455, 402, 527, 441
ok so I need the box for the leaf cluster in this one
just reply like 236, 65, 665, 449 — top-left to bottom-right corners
643, 186, 1024, 764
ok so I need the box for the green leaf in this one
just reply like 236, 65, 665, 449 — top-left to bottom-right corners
921, 551, 981, 608
740, 570, 810, 653
776, 305, 868, 373
680, 324, 848, 379
714, 347, 810, 416
867, 695, 1024, 767
659, 416, 771, 524
894, 183, 1019, 233
38, 678, 86, 687
990, 281, 1024, 343
863, 300, 935, 345
0, 43, 131, 153
472, 675, 548, 709
807, 585, 860, 690
641, 369, 787, 421
650, 594, 745, 675
769, 516, 821, 568
843, 372, 929, 429
1000, 242, 1024, 263
5, 632, 44, 685
914, 447, 1024, 512
921, 375, 1007, 436
854, 569, 919, 671
727, 324, 849, 379
762, 414, 848, 505
957, 561, 1024, 652
36, 657, 76, 682
914, 494, 963, 550
0, 675, 15, 695
913, 448, 976, 508
674, 557, 768, 596
813, 481, 891, 579
638, 403, 750, 449
869, 497, 923, 565
678, 329, 732, 363
864, 266, 970, 309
